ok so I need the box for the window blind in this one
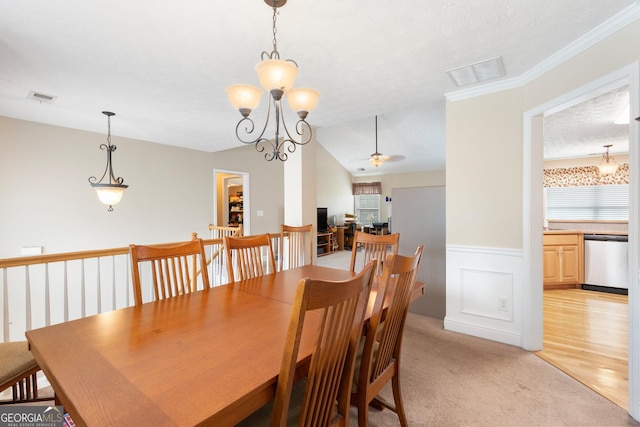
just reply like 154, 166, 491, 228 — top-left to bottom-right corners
545, 184, 629, 220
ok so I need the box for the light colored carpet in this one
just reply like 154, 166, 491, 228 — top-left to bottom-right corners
353, 313, 638, 426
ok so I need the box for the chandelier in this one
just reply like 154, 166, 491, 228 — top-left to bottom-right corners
369, 115, 389, 167
88, 111, 128, 211
597, 144, 619, 176
226, 0, 319, 162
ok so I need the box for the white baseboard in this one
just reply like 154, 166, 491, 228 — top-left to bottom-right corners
444, 316, 523, 347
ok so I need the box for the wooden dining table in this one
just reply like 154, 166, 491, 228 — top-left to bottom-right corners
26, 265, 424, 427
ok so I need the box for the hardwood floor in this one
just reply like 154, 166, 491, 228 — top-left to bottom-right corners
535, 289, 628, 410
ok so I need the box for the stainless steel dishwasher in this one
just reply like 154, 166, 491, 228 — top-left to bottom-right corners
583, 234, 628, 292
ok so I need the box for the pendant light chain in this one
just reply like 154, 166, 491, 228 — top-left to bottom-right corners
271, 2, 279, 59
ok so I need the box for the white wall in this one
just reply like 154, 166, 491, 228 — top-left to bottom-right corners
445, 16, 640, 420
316, 143, 354, 224
0, 116, 284, 258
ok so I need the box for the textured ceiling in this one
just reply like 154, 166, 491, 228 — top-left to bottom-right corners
544, 85, 630, 160
0, 0, 636, 176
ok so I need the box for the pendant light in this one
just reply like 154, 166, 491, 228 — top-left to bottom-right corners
597, 144, 619, 176
88, 111, 128, 211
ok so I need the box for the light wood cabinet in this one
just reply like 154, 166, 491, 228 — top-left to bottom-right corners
317, 232, 334, 257
543, 232, 584, 290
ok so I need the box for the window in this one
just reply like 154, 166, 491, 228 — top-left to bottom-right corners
545, 184, 629, 220
355, 194, 380, 226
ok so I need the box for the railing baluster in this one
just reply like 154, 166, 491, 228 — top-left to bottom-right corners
81, 259, 86, 318
96, 258, 102, 314
2, 268, 8, 342
63, 261, 69, 323
112, 256, 116, 312
45, 263, 51, 327
25, 266, 32, 333
126, 255, 131, 308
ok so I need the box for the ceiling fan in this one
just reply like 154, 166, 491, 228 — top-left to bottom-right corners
369, 115, 391, 167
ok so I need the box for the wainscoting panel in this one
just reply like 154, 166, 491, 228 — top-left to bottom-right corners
445, 245, 524, 347
460, 268, 513, 321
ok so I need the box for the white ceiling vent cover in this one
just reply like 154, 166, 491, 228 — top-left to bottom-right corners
27, 91, 57, 103
446, 57, 506, 87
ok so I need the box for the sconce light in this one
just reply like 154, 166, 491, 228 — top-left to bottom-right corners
597, 144, 619, 176
88, 111, 128, 211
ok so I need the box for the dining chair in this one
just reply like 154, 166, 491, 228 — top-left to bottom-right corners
130, 238, 211, 306
351, 246, 424, 427
349, 231, 399, 277
0, 341, 49, 405
237, 260, 376, 427
279, 224, 313, 271
223, 233, 276, 283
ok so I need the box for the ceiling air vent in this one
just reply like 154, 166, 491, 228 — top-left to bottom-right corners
446, 57, 506, 87
27, 91, 57, 103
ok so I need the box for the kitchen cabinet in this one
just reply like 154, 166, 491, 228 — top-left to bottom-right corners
543, 231, 584, 290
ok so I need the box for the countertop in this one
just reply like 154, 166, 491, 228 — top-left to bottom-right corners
544, 229, 628, 236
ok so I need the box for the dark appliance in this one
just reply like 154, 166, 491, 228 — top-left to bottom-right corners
317, 207, 328, 233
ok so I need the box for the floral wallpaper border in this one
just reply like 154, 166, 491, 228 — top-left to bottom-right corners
543, 163, 629, 187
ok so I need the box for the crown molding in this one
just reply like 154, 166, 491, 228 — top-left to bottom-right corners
445, 2, 640, 102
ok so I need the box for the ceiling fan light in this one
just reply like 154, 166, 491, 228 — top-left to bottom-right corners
286, 87, 320, 114
255, 59, 298, 93
226, 84, 262, 111
369, 153, 384, 167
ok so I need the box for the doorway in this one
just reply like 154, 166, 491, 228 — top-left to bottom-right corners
214, 169, 250, 235
524, 64, 639, 418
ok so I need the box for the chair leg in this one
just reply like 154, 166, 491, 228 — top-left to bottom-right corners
391, 374, 408, 427
357, 395, 369, 427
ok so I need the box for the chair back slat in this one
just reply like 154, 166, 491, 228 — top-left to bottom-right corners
349, 232, 399, 277
130, 239, 211, 306
223, 234, 276, 283
279, 224, 313, 271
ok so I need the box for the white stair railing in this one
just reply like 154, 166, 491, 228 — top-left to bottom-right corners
0, 226, 286, 343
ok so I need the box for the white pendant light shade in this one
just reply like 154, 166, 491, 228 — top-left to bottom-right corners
598, 144, 619, 175
226, 84, 262, 110
286, 88, 320, 114
598, 162, 619, 175
255, 59, 298, 92
94, 184, 126, 206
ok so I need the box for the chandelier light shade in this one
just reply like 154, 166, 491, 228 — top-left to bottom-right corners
226, 0, 319, 162
597, 144, 619, 176
369, 115, 389, 167
225, 84, 262, 113
88, 111, 128, 211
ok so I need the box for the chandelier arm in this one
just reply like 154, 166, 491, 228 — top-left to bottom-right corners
277, 107, 311, 145
233, 98, 274, 144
